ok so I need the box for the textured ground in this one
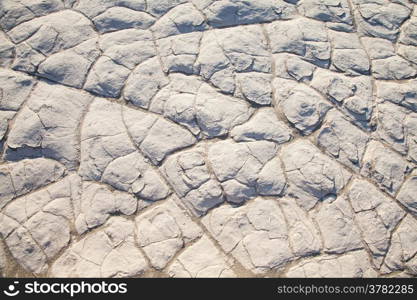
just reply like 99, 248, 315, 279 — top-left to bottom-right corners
0, 0, 417, 278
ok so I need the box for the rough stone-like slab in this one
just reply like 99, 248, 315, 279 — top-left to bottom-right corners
0, 175, 78, 274
0, 69, 36, 150
208, 140, 285, 204
310, 69, 374, 129
361, 141, 410, 196
281, 140, 352, 210
74, 181, 140, 234
202, 199, 293, 274
376, 79, 417, 113
297, 0, 353, 31
136, 198, 202, 269
347, 179, 405, 267
150, 76, 254, 138
0, 158, 66, 209
51, 217, 148, 277
231, 108, 293, 144
312, 196, 363, 254
329, 30, 370, 76
397, 171, 417, 217
274, 78, 331, 135
316, 110, 369, 170
168, 235, 236, 278
381, 215, 417, 276
352, 0, 413, 41
5, 81, 93, 169
196, 25, 272, 104
0, 0, 64, 31
9, 10, 97, 75
286, 250, 377, 278
193, 0, 296, 28
203, 198, 321, 274
161, 145, 223, 215
267, 18, 331, 68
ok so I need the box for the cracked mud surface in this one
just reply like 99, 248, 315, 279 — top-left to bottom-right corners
0, 0, 417, 278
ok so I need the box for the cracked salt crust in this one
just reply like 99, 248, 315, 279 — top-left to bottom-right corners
0, 0, 417, 278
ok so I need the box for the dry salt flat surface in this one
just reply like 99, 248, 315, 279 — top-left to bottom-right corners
0, 0, 417, 278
